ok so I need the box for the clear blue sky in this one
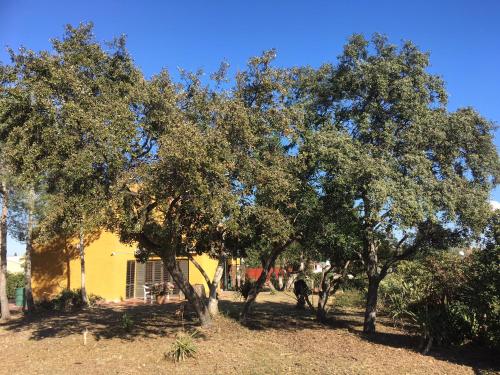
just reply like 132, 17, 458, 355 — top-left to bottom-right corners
1, 0, 500, 254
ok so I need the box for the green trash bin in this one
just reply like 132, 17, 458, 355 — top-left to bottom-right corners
15, 287, 25, 307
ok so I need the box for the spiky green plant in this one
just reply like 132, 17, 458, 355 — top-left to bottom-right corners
121, 313, 134, 333
166, 331, 198, 362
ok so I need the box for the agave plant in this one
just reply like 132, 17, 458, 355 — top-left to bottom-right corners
166, 331, 198, 362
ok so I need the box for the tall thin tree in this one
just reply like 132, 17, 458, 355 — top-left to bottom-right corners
0, 182, 10, 321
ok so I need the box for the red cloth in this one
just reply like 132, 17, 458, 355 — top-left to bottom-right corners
245, 267, 283, 282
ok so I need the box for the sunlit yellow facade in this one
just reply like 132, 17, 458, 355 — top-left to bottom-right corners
32, 230, 219, 302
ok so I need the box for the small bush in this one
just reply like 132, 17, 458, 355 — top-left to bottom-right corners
342, 274, 368, 291
461, 246, 500, 349
53, 289, 85, 311
380, 255, 471, 347
6, 272, 24, 299
36, 289, 103, 312
166, 331, 198, 362
87, 293, 104, 307
37, 299, 56, 310
121, 313, 134, 332
380, 250, 500, 351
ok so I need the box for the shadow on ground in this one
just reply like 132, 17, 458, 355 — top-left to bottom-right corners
0, 301, 199, 341
1, 293, 498, 373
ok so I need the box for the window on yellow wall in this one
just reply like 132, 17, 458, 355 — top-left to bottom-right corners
143, 259, 189, 287
145, 261, 153, 284
153, 261, 162, 282
125, 261, 135, 299
145, 260, 167, 284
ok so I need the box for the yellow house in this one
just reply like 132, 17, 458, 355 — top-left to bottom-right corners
32, 230, 223, 302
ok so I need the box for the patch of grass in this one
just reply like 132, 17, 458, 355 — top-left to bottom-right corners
332, 289, 365, 309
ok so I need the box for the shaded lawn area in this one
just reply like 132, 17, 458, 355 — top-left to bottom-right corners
0, 292, 498, 375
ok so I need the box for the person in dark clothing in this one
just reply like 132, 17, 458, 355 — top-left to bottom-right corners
294, 279, 314, 310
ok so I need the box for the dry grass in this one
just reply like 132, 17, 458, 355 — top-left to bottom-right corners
0, 291, 498, 375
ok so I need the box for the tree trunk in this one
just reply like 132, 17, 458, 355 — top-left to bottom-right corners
207, 256, 224, 317
240, 242, 289, 321
188, 252, 225, 317
363, 275, 380, 333
422, 336, 433, 355
317, 277, 345, 322
317, 269, 331, 323
317, 293, 328, 322
79, 228, 88, 305
363, 231, 380, 333
164, 253, 211, 327
24, 188, 36, 313
285, 272, 298, 290
239, 275, 263, 321
0, 183, 11, 321
267, 277, 277, 291
317, 261, 350, 323
236, 264, 241, 289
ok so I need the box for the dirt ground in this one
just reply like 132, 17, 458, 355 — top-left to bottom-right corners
1, 291, 498, 375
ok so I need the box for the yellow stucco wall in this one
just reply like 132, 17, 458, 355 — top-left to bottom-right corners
188, 253, 220, 294
32, 237, 73, 300
66, 231, 136, 302
32, 230, 219, 301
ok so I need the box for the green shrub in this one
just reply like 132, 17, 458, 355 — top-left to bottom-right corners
461, 246, 500, 349
37, 289, 103, 311
294, 267, 319, 291
166, 331, 198, 362
333, 289, 365, 309
6, 272, 24, 299
380, 254, 470, 346
121, 313, 134, 332
87, 292, 104, 307
54, 289, 83, 311
380, 250, 500, 351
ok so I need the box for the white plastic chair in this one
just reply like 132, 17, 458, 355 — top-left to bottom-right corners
143, 285, 154, 304
165, 282, 175, 300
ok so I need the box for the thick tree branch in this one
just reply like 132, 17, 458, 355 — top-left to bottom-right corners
354, 249, 365, 266
165, 194, 182, 220
380, 235, 413, 279
328, 260, 351, 293
396, 234, 409, 251
187, 251, 213, 289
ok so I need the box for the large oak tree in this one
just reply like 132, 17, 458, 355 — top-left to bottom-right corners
309, 34, 500, 332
